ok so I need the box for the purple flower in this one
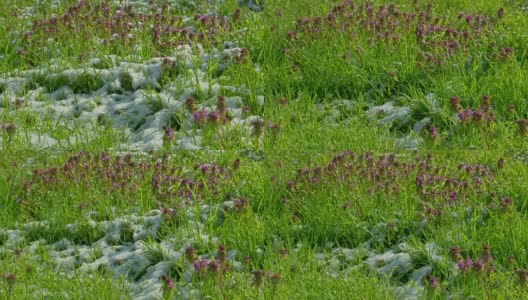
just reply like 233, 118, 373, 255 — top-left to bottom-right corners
185, 96, 196, 112
457, 260, 465, 271
216, 96, 226, 113
472, 109, 485, 122
193, 109, 208, 125
458, 108, 473, 123
194, 258, 208, 274
193, 261, 200, 271
429, 127, 438, 140
482, 243, 492, 263
497, 8, 504, 19
448, 191, 458, 202
428, 276, 438, 289
481, 95, 491, 111
208, 259, 221, 273
449, 96, 460, 111
207, 111, 221, 124
472, 259, 485, 272
163, 276, 174, 289
251, 119, 265, 137
164, 127, 174, 141
463, 258, 473, 273
217, 244, 227, 262
185, 246, 197, 263
1, 122, 16, 136
450, 246, 462, 261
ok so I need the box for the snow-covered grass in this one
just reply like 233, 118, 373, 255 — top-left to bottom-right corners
2, 0, 528, 299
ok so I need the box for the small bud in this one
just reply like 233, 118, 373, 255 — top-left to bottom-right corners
208, 259, 221, 273
268, 272, 281, 287
1, 122, 16, 136
232, 9, 241, 20
217, 96, 226, 114
1, 272, 16, 285
449, 247, 462, 261
251, 119, 265, 137
162, 276, 174, 289
251, 269, 265, 287
497, 158, 504, 170
516, 269, 528, 285
481, 243, 492, 263
217, 244, 227, 263
193, 109, 208, 125
472, 259, 485, 272
507, 103, 515, 114
267, 122, 281, 137
242, 255, 251, 265
449, 96, 461, 112
508, 255, 515, 267
497, 8, 504, 19
426, 276, 438, 290
516, 119, 528, 136
429, 127, 438, 140
481, 95, 491, 112
185, 96, 196, 112
163, 127, 175, 141
208, 111, 221, 125
242, 106, 251, 118
233, 158, 240, 170
185, 246, 197, 263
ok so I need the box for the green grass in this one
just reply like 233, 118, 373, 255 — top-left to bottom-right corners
2, 0, 528, 299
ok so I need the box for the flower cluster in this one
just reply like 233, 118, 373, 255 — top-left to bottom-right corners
18, 151, 233, 209
192, 96, 232, 127
17, 1, 246, 61
285, 1, 506, 65
186, 244, 229, 278
450, 244, 494, 276
451, 95, 494, 126
286, 151, 496, 208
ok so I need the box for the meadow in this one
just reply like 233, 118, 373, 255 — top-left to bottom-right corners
1, 0, 528, 299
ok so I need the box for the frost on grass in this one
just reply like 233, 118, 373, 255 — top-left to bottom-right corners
0, 44, 263, 151
1, 206, 245, 299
